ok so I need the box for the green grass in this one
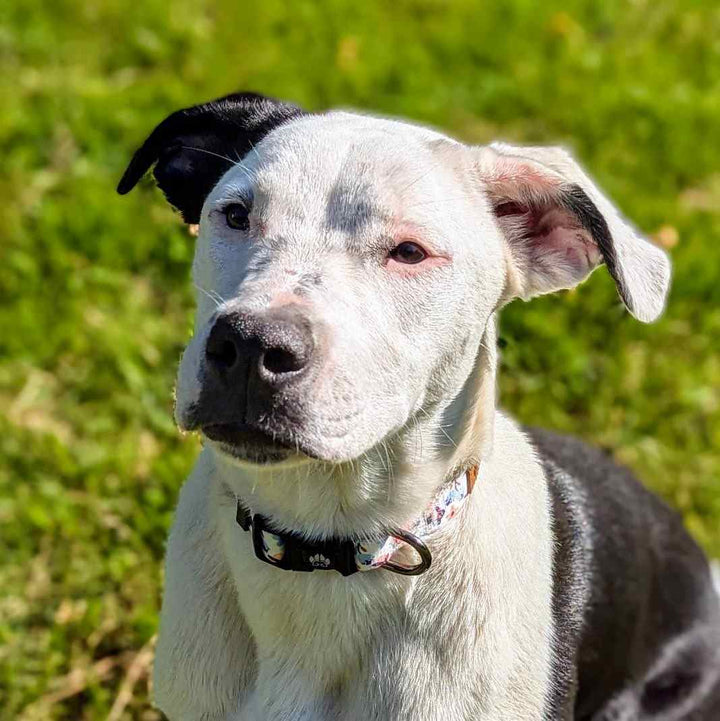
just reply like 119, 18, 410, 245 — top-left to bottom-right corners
1, 1, 719, 718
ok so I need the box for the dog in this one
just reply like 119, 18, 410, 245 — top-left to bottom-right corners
118, 93, 720, 720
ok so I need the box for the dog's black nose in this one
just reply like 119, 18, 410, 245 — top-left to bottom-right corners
205, 308, 315, 385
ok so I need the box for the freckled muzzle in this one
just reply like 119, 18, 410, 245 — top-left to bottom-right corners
191, 306, 318, 462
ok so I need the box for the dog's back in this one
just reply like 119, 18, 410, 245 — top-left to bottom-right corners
528, 428, 720, 720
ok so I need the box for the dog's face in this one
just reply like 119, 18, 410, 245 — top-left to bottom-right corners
119, 93, 670, 471
178, 113, 507, 465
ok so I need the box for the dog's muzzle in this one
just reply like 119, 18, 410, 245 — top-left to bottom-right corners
191, 306, 317, 461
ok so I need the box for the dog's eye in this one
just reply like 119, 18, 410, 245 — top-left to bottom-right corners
389, 241, 428, 265
223, 203, 250, 231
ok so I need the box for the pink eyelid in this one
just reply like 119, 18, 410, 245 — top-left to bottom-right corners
385, 227, 452, 273
386, 253, 451, 275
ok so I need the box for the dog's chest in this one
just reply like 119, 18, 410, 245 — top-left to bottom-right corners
205, 430, 557, 720
216, 505, 409, 685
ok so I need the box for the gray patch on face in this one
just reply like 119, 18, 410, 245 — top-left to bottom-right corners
297, 271, 323, 293
323, 177, 377, 235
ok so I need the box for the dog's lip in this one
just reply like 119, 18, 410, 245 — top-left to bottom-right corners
202, 422, 291, 449
200, 421, 318, 462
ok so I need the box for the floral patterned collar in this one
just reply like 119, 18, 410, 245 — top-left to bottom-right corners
235, 465, 478, 577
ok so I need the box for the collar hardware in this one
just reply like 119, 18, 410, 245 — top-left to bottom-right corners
235, 464, 478, 577
376, 528, 432, 576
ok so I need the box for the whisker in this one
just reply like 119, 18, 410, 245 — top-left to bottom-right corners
419, 407, 457, 450
412, 412, 425, 463
246, 137, 262, 163
180, 145, 237, 165
181, 146, 258, 182
233, 157, 258, 180
404, 194, 470, 212
398, 167, 435, 197
379, 439, 395, 505
193, 284, 225, 309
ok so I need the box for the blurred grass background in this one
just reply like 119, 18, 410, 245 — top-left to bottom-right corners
1, 0, 719, 718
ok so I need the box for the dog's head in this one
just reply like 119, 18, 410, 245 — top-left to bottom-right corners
119, 93, 670, 474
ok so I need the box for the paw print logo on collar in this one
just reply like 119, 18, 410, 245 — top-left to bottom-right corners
309, 553, 331, 568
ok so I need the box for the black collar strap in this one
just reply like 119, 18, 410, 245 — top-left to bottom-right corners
235, 465, 478, 577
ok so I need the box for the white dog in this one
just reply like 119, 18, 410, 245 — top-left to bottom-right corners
118, 93, 720, 720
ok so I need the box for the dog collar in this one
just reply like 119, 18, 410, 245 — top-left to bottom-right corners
235, 465, 478, 577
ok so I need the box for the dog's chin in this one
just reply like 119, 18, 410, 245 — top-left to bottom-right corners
201, 423, 316, 468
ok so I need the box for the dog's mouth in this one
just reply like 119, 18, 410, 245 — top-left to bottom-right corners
201, 422, 313, 465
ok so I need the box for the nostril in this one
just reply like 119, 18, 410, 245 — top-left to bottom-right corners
207, 339, 238, 370
262, 346, 304, 375
206, 310, 314, 381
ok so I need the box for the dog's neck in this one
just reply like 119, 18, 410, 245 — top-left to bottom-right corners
212, 317, 499, 541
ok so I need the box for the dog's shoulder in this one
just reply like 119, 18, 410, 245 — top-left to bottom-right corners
525, 426, 712, 601
524, 426, 720, 718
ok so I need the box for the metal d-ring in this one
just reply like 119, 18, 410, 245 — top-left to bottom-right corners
380, 528, 432, 576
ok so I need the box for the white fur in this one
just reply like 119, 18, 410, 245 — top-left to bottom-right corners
712, 561, 720, 598
156, 415, 554, 721
153, 111, 670, 720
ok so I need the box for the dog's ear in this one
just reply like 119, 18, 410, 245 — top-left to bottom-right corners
475, 143, 671, 322
117, 92, 306, 223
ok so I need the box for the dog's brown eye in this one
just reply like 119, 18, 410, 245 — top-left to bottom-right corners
224, 203, 250, 231
389, 241, 427, 265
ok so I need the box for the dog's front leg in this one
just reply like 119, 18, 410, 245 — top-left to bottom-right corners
228, 659, 338, 721
235, 690, 332, 721
154, 451, 256, 721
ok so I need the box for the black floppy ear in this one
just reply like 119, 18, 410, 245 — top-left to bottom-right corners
117, 92, 306, 223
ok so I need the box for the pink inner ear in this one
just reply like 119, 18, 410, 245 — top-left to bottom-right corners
493, 201, 526, 218
492, 196, 603, 295
492, 199, 547, 236
534, 207, 602, 266
483, 152, 604, 294
486, 157, 564, 200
